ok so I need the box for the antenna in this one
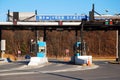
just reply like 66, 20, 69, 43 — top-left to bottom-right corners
89, 4, 101, 21
35, 10, 37, 15
92, 4, 94, 12
7, 10, 10, 21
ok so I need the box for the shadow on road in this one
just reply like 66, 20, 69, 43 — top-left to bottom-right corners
13, 60, 30, 65
48, 59, 74, 65
47, 73, 83, 80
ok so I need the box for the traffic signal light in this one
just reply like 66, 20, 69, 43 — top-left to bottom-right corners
109, 19, 113, 25
105, 19, 113, 25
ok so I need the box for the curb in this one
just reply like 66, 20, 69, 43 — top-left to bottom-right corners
109, 61, 120, 64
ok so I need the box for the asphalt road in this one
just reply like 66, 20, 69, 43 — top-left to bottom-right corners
0, 60, 120, 80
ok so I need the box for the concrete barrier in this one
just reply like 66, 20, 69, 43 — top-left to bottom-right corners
28, 57, 48, 66
75, 56, 92, 65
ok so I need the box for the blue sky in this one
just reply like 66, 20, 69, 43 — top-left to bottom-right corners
0, 0, 120, 21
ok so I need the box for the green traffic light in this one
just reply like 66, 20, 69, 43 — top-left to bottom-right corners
105, 19, 109, 25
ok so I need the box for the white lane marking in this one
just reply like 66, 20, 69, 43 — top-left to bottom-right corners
0, 63, 50, 72
0, 72, 37, 76
56, 64, 64, 66
41, 65, 99, 73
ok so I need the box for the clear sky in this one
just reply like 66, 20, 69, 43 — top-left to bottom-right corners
0, 0, 120, 21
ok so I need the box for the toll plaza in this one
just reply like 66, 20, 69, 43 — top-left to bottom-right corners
0, 4, 120, 65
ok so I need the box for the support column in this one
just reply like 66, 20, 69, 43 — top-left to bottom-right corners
118, 30, 120, 61
116, 30, 119, 61
34, 30, 38, 55
80, 21, 84, 55
43, 28, 46, 41
36, 30, 39, 41
75, 30, 78, 42
0, 29, 2, 42
0, 30, 4, 58
0, 30, 1, 57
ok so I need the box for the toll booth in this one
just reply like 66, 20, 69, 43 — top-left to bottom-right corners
74, 41, 87, 56
71, 41, 92, 65
28, 40, 48, 66
37, 41, 47, 58
74, 41, 82, 56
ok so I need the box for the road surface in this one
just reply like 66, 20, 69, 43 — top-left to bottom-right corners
0, 60, 120, 80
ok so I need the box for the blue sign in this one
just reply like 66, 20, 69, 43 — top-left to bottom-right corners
37, 41, 46, 47
36, 15, 88, 21
76, 42, 81, 47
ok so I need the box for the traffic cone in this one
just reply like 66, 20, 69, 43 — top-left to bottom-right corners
64, 57, 70, 62
64, 57, 67, 61
87, 58, 91, 66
